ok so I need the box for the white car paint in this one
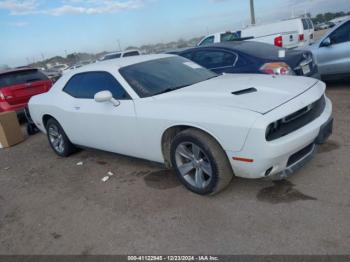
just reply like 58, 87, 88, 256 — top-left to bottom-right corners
29, 54, 332, 179
198, 18, 314, 49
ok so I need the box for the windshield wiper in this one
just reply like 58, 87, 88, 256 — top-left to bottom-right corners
152, 84, 191, 96
152, 88, 175, 96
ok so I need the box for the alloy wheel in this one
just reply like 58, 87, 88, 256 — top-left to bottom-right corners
48, 124, 65, 154
175, 142, 213, 189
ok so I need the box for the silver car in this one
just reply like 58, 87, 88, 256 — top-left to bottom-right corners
307, 18, 350, 80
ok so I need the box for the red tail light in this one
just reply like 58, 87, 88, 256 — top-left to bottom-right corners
0, 92, 4, 101
299, 34, 305, 41
260, 62, 295, 75
274, 36, 283, 47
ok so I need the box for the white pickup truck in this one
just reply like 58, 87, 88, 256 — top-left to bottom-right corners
198, 18, 314, 49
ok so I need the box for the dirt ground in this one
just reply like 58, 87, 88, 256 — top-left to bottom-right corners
0, 79, 349, 255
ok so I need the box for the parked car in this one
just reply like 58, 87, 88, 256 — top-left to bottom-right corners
173, 41, 318, 77
100, 50, 141, 61
198, 29, 299, 49
316, 22, 335, 31
50, 64, 69, 73
43, 69, 62, 83
0, 68, 52, 113
28, 54, 333, 195
198, 18, 314, 49
329, 15, 350, 25
306, 18, 350, 80
63, 64, 83, 74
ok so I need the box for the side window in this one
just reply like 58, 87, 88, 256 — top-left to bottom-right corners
220, 32, 239, 42
307, 19, 314, 29
329, 21, 350, 45
123, 51, 140, 57
302, 19, 309, 30
63, 72, 130, 100
198, 36, 214, 46
192, 50, 237, 69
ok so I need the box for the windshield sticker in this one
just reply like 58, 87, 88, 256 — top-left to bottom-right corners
183, 62, 202, 69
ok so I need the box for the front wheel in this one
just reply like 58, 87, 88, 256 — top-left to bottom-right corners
170, 129, 233, 195
46, 118, 76, 157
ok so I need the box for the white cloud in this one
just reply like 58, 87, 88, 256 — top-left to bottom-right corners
0, 0, 146, 16
0, 0, 38, 15
47, 0, 144, 16
9, 21, 28, 27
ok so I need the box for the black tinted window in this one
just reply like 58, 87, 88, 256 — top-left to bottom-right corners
302, 19, 309, 30
63, 71, 130, 99
103, 54, 121, 60
123, 51, 140, 57
199, 36, 214, 46
0, 69, 48, 88
307, 19, 314, 29
192, 50, 237, 69
330, 21, 350, 44
220, 32, 239, 42
119, 56, 217, 98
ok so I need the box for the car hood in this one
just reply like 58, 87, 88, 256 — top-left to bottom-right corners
153, 74, 319, 114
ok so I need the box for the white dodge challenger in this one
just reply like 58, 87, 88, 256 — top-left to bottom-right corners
28, 54, 333, 195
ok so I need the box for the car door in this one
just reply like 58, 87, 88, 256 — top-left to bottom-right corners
316, 21, 350, 76
191, 49, 238, 74
61, 71, 139, 156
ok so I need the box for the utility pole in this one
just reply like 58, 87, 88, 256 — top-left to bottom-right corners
117, 39, 122, 51
250, 0, 256, 25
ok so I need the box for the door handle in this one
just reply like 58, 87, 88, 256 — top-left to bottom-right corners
73, 106, 80, 110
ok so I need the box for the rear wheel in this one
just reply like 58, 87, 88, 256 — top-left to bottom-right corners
46, 118, 76, 157
170, 129, 233, 195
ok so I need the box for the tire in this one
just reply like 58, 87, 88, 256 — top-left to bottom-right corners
26, 123, 39, 135
45, 118, 76, 157
170, 128, 233, 195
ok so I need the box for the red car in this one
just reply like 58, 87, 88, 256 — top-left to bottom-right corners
0, 68, 52, 114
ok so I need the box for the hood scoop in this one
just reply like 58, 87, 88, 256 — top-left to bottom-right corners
231, 87, 257, 96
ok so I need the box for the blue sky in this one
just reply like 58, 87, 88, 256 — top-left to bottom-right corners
1, 0, 350, 66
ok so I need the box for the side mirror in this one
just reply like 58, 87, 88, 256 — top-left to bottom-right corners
94, 90, 120, 107
321, 37, 331, 47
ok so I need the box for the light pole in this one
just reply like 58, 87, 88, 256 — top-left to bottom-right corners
250, 0, 256, 25
117, 39, 122, 51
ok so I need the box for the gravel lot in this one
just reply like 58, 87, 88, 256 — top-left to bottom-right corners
0, 79, 349, 255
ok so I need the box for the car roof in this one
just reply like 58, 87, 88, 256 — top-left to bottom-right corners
71, 54, 174, 73
0, 67, 38, 75
104, 49, 140, 56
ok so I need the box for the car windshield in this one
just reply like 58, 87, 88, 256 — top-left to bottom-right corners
119, 56, 218, 98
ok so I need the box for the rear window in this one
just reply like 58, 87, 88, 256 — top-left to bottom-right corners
123, 51, 140, 57
103, 53, 121, 60
0, 69, 48, 88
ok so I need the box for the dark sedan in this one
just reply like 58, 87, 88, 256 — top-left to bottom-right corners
172, 41, 319, 78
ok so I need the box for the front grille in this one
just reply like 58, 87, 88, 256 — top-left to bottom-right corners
287, 143, 314, 167
266, 95, 326, 141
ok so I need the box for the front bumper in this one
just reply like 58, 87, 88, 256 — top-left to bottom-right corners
226, 94, 333, 179
271, 116, 333, 180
